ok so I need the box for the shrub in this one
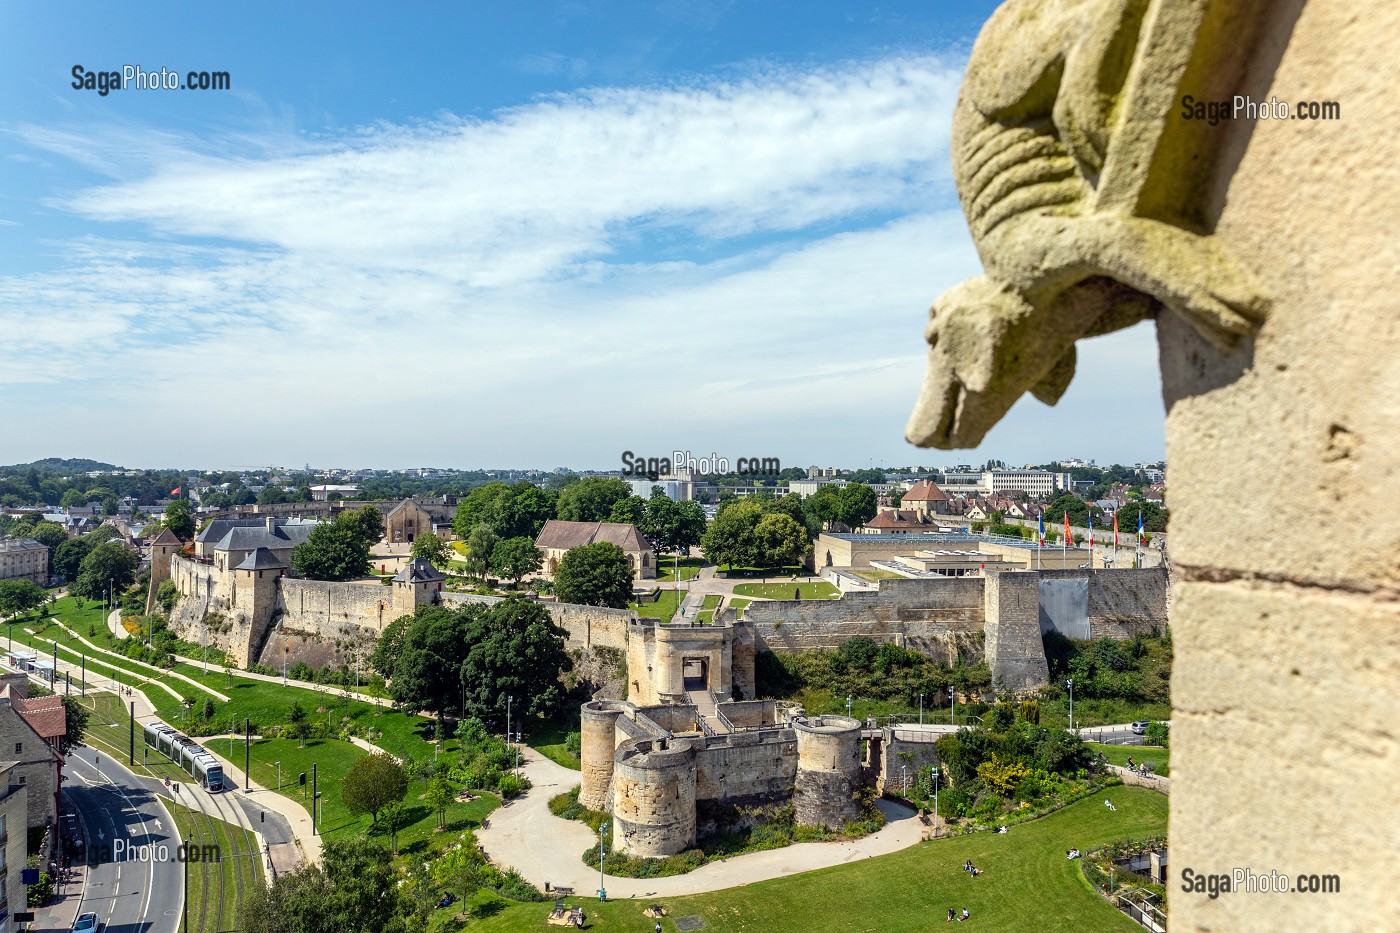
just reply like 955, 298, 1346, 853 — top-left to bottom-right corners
1144, 721, 1170, 747
564, 731, 581, 756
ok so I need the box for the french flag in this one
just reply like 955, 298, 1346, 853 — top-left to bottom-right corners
1138, 510, 1146, 543
1088, 513, 1095, 550
1038, 512, 1045, 547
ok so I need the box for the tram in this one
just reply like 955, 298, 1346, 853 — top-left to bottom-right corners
141, 719, 225, 792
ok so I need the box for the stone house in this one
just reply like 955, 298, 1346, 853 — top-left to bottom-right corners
0, 674, 61, 831
900, 479, 953, 515
385, 499, 434, 544
859, 509, 940, 534
0, 540, 49, 585
535, 520, 655, 581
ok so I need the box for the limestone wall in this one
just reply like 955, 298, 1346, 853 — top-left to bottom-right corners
1040, 568, 1170, 639
791, 715, 863, 829
983, 573, 1047, 691
277, 578, 399, 636
612, 739, 698, 857
579, 700, 628, 811
743, 577, 987, 659
441, 592, 632, 652
694, 730, 798, 808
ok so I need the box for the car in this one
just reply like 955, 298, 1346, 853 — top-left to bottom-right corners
1131, 721, 1150, 735
72, 913, 101, 932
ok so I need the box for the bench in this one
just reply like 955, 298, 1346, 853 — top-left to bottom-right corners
547, 884, 574, 896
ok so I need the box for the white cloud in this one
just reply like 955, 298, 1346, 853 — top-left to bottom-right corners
0, 51, 1166, 468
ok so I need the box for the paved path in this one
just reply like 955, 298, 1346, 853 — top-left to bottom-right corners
476, 747, 924, 899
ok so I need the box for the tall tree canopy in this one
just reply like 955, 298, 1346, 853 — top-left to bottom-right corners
377, 599, 572, 721
292, 520, 371, 581
553, 541, 634, 608
164, 498, 196, 541
72, 541, 138, 600
451, 481, 556, 540
490, 537, 543, 586
555, 476, 631, 523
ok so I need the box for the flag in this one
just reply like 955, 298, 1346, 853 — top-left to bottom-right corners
1038, 512, 1045, 547
1138, 510, 1145, 544
170, 486, 181, 496
1064, 512, 1072, 547
1113, 512, 1119, 548
1088, 514, 1094, 550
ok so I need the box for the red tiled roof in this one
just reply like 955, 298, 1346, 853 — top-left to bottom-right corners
903, 480, 950, 502
13, 695, 66, 740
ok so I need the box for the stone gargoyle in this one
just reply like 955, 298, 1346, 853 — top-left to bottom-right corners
906, 0, 1270, 449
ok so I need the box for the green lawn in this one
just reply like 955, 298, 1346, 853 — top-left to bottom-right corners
529, 715, 581, 771
1038, 696, 1173, 729
469, 787, 1165, 933
731, 581, 840, 600
655, 556, 704, 583
633, 588, 682, 622
700, 594, 721, 610
21, 592, 501, 861
726, 597, 751, 611
162, 798, 264, 933
1088, 742, 1170, 777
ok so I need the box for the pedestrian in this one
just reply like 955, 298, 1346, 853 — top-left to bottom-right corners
961, 907, 970, 921
656, 923, 663, 933
947, 907, 956, 922
577, 908, 586, 928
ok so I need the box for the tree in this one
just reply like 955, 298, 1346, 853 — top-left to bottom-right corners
339, 505, 385, 548
1115, 500, 1168, 534
490, 537, 542, 587
369, 614, 412, 679
754, 512, 809, 569
464, 523, 499, 581
27, 521, 67, 553
452, 482, 555, 540
607, 494, 647, 527
408, 533, 452, 569
52, 537, 96, 582
164, 498, 196, 541
553, 541, 633, 608
555, 477, 631, 523
700, 498, 764, 570
242, 836, 403, 933
426, 771, 455, 828
835, 484, 878, 530
288, 701, 310, 747
644, 497, 707, 556
460, 596, 573, 720
292, 522, 371, 581
72, 541, 138, 601
59, 694, 90, 755
341, 753, 409, 827
383, 605, 478, 713
0, 580, 48, 619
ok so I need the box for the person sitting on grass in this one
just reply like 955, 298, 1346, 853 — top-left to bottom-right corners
947, 908, 956, 922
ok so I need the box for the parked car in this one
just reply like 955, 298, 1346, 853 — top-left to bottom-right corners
1131, 721, 1149, 735
72, 913, 102, 933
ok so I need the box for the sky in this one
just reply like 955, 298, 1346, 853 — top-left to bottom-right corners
0, 1, 1166, 472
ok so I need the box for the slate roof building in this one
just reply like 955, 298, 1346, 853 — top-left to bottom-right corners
534, 520, 655, 580
901, 480, 954, 515
212, 517, 318, 572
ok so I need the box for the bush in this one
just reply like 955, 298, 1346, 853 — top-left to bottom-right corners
1144, 721, 1170, 747
564, 731, 581, 756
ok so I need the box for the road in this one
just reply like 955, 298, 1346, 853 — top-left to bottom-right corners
53, 751, 184, 933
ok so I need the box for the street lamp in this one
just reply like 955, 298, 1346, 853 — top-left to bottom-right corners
845, 695, 853, 718
932, 766, 940, 837
949, 685, 955, 726
506, 695, 512, 759
919, 692, 924, 726
275, 760, 281, 790
1066, 678, 1075, 733
597, 821, 609, 901
283, 645, 289, 685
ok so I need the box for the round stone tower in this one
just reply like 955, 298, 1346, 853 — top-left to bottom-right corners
612, 737, 698, 858
792, 715, 864, 829
579, 700, 630, 812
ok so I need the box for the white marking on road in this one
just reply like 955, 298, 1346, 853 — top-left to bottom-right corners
89, 756, 157, 926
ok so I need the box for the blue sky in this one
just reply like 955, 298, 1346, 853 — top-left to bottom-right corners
0, 1, 1165, 471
